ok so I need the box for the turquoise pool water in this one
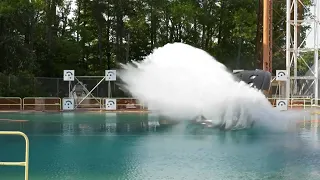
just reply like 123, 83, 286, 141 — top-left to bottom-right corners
0, 112, 320, 180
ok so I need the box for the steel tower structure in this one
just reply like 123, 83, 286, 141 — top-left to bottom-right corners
286, 0, 319, 103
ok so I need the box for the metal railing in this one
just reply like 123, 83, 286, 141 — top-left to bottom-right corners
0, 97, 22, 110
23, 97, 61, 111
1, 97, 147, 111
67, 97, 146, 110
289, 98, 313, 109
67, 97, 147, 110
102, 97, 146, 110
75, 97, 103, 109
0, 131, 29, 180
0, 96, 319, 111
267, 97, 314, 109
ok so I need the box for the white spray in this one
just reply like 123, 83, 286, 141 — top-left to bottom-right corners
118, 43, 307, 130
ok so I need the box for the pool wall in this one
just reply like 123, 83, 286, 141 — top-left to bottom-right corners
0, 97, 318, 113
0, 97, 148, 112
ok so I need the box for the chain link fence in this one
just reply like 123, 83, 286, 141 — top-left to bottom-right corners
0, 74, 129, 98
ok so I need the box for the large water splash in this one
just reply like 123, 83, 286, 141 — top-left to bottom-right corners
118, 43, 307, 131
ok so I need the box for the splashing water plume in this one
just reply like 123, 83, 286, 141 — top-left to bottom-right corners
118, 43, 307, 131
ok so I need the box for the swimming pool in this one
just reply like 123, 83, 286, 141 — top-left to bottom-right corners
0, 112, 319, 180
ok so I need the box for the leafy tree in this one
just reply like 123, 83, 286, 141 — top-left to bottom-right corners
0, 0, 313, 96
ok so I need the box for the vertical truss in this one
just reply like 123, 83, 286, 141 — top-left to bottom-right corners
286, 0, 319, 103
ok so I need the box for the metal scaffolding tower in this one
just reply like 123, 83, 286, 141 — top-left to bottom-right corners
286, 0, 319, 103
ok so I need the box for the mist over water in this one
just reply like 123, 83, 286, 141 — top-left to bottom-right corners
118, 43, 308, 131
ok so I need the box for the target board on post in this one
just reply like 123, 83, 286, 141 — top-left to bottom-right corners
63, 70, 75, 81
276, 70, 287, 81
105, 99, 117, 110
105, 70, 116, 81
276, 99, 288, 111
63, 98, 75, 110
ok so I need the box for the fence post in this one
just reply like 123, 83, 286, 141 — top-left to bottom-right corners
33, 77, 36, 95
57, 78, 59, 97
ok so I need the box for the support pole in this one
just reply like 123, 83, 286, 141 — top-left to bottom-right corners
293, 0, 298, 95
263, 0, 272, 73
314, 2, 319, 105
269, 0, 273, 73
108, 81, 112, 98
286, 0, 291, 99
68, 81, 71, 98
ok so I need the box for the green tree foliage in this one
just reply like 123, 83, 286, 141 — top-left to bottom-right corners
0, 0, 313, 96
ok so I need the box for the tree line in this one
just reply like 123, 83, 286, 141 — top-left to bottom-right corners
0, 0, 313, 96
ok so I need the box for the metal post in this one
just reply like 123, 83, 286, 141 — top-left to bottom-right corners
314, 2, 319, 105
263, 0, 271, 72
269, 0, 273, 73
108, 81, 111, 98
286, 0, 291, 99
293, 0, 298, 94
68, 81, 71, 98
56, 78, 59, 97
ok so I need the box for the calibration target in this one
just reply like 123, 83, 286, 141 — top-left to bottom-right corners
276, 99, 288, 111
276, 70, 287, 81
105, 99, 117, 110
105, 70, 117, 81
63, 98, 75, 110
63, 70, 75, 81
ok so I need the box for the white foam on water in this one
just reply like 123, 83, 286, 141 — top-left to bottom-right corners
118, 42, 307, 131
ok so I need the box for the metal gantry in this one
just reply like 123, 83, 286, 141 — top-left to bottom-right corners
286, 0, 320, 103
